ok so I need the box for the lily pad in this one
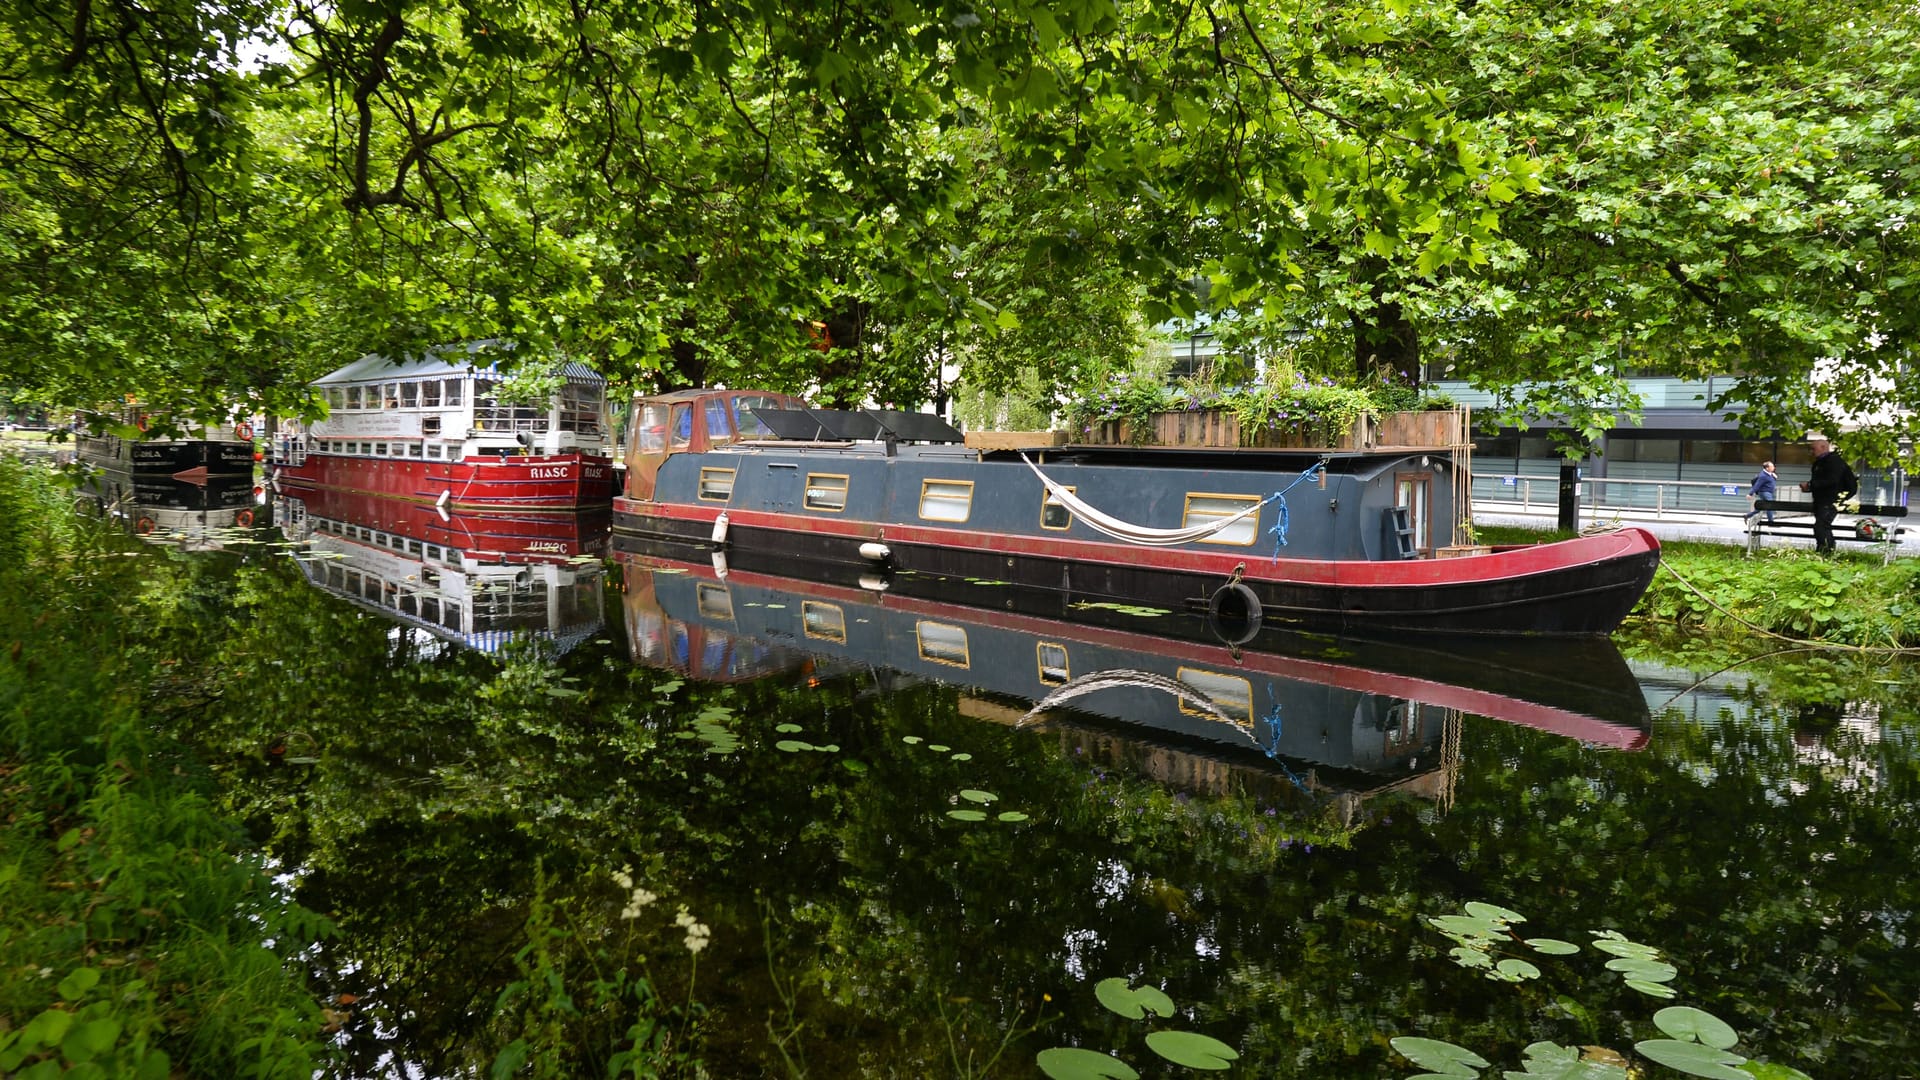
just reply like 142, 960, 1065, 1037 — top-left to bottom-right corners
1504, 1041, 1630, 1080
1391, 1036, 1490, 1075
817, 744, 840, 753
929, 744, 951, 752
950, 753, 973, 762
1654, 1007, 1738, 1050
1525, 938, 1581, 955
958, 789, 999, 804
997, 811, 1030, 823
1736, 1064, 1814, 1080
1626, 979, 1679, 999
1144, 1030, 1239, 1070
1465, 901, 1526, 924
1633, 1039, 1749, 1080
1035, 1047, 1140, 1080
774, 740, 813, 752
1605, 957, 1677, 982
901, 736, 923, 744
775, 723, 804, 733
1493, 958, 1542, 981
1590, 933, 1661, 959
1093, 977, 1175, 1020
1430, 914, 1507, 938
947, 809, 988, 822
1448, 946, 1493, 969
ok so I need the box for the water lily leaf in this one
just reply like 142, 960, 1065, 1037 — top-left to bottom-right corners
1494, 958, 1541, 981
1035, 1047, 1140, 1080
1391, 1036, 1490, 1075
959, 789, 999, 803
775, 740, 812, 752
1626, 979, 1679, 999
947, 809, 988, 821
1094, 977, 1175, 1019
997, 811, 1030, 822
1736, 1063, 1814, 1080
1525, 938, 1581, 955
1431, 915, 1507, 937
1633, 1039, 1749, 1080
1145, 1030, 1239, 1070
929, 744, 951, 752
951, 753, 973, 762
1590, 933, 1660, 959
1606, 957, 1677, 982
817, 744, 840, 753
1654, 1007, 1738, 1050
775, 723, 804, 733
1465, 901, 1526, 924
902, 736, 923, 744
1449, 946, 1494, 969
1502, 1041, 1629, 1080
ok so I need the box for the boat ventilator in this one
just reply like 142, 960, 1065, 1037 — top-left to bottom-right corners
1018, 453, 1329, 548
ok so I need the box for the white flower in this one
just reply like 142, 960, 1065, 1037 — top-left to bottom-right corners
612, 864, 634, 891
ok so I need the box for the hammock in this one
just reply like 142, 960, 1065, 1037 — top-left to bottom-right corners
1014, 668, 1250, 738
1018, 452, 1267, 546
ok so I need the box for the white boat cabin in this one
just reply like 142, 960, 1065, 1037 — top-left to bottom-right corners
279, 348, 610, 465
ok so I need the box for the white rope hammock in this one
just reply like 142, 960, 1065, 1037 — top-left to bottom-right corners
1017, 452, 1268, 546
1015, 668, 1251, 738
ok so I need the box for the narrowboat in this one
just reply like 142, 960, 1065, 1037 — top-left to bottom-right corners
278, 490, 609, 654
84, 470, 261, 547
271, 343, 615, 511
610, 388, 1661, 638
73, 401, 259, 476
614, 539, 1651, 805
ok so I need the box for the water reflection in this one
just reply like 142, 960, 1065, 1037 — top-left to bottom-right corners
616, 537, 1650, 814
280, 489, 609, 654
82, 469, 259, 549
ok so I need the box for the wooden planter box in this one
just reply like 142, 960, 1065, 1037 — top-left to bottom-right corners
963, 429, 1069, 451
1080, 407, 1466, 451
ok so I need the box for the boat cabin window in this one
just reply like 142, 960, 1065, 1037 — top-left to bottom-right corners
1037, 642, 1070, 685
444, 379, 463, 406
1383, 702, 1419, 753
733, 397, 786, 440
804, 474, 849, 512
1176, 668, 1253, 726
697, 468, 736, 501
346, 386, 363, 409
1041, 488, 1074, 531
401, 382, 419, 408
704, 399, 733, 440
696, 583, 734, 621
916, 621, 970, 668
421, 381, 442, 408
1184, 494, 1261, 546
918, 479, 974, 522
802, 602, 846, 643
669, 406, 692, 450
1395, 473, 1433, 553
407, 442, 422, 458
636, 404, 671, 453
559, 383, 601, 433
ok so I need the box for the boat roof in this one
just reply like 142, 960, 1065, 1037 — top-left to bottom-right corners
315, 342, 603, 386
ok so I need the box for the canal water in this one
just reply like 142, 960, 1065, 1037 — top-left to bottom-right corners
108, 495, 1920, 1077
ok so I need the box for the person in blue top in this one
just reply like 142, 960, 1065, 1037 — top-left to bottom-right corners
1744, 460, 1778, 524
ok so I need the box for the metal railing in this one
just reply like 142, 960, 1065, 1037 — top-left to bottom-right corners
1473, 473, 1763, 519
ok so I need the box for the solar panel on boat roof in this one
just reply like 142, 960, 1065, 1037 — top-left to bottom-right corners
747, 408, 828, 440
807, 409, 883, 440
866, 409, 964, 443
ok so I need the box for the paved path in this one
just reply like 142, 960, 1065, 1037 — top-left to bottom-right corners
1472, 501, 1918, 556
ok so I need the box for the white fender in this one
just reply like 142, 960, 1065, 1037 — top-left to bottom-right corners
858, 542, 891, 562
712, 512, 730, 545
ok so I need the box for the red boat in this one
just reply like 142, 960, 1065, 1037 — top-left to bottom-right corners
271, 343, 615, 511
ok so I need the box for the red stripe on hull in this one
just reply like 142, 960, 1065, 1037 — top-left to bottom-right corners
282, 454, 615, 510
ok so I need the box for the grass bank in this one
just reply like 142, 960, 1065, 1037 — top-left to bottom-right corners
1479, 524, 1920, 648
0, 458, 334, 1078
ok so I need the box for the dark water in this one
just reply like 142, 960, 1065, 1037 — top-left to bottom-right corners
123, 497, 1920, 1078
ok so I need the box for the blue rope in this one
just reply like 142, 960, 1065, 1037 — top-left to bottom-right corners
1268, 459, 1327, 558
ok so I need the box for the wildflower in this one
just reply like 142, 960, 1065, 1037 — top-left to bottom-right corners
612, 864, 634, 891
675, 906, 712, 954
620, 887, 658, 920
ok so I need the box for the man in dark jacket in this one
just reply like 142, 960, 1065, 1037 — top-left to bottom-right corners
1745, 461, 1778, 524
1799, 434, 1858, 553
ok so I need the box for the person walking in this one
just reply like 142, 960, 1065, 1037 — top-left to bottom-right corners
1799, 433, 1858, 554
1745, 461, 1778, 524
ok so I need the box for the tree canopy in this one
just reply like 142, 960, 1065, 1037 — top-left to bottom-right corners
2, 0, 1917, 460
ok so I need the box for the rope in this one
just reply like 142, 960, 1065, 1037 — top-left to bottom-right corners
1653, 559, 1920, 654
1018, 452, 1322, 547
1014, 668, 1252, 738
1268, 459, 1329, 557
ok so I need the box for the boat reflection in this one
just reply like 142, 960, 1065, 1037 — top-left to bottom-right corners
281, 489, 610, 654
615, 537, 1651, 808
83, 470, 260, 550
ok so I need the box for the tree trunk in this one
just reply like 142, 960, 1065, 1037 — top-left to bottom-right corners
1349, 272, 1421, 386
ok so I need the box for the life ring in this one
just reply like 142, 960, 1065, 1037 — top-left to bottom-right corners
135, 516, 156, 534
1206, 581, 1264, 645
233, 509, 254, 528
234, 422, 254, 441
135, 414, 149, 432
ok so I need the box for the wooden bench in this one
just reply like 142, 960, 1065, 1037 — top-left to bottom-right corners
1746, 499, 1909, 559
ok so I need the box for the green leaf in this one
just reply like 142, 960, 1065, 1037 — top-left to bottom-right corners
1633, 1039, 1749, 1080
1502, 1041, 1629, 1080
1654, 1007, 1739, 1050
774, 723, 804, 733
1391, 1036, 1491, 1075
1737, 1063, 1814, 1080
1094, 977, 1175, 1019
1144, 1030, 1239, 1070
1626, 979, 1679, 999
60, 1019, 121, 1065
55, 968, 101, 1001
1035, 1047, 1140, 1080
1465, 902, 1526, 924
1494, 958, 1542, 981
947, 809, 987, 821
1526, 938, 1581, 955
958, 789, 998, 803
997, 811, 1030, 822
